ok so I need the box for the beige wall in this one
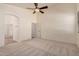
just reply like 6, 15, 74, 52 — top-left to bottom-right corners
37, 4, 77, 44
76, 4, 79, 47
0, 4, 36, 47
0, 3, 78, 47
4, 4, 36, 42
0, 4, 5, 47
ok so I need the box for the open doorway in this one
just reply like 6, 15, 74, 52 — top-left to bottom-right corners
32, 23, 37, 38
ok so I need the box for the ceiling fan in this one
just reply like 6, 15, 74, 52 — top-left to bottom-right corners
26, 3, 48, 14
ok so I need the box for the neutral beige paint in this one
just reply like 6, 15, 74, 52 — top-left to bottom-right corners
37, 4, 77, 44
0, 4, 37, 47
4, 4, 36, 42
0, 3, 79, 47
4, 3, 78, 44
0, 4, 5, 47
76, 4, 79, 47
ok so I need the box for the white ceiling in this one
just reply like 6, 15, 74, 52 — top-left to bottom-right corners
6, 3, 53, 9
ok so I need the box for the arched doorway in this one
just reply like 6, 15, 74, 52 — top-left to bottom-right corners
5, 13, 19, 45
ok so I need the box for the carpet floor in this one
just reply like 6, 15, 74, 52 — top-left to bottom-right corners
0, 38, 79, 56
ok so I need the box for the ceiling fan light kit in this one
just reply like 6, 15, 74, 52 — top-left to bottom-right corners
35, 9, 40, 12
26, 3, 48, 14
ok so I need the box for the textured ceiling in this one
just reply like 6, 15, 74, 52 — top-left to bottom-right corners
6, 3, 53, 9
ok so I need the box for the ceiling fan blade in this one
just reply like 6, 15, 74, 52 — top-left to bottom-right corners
40, 10, 44, 14
26, 8, 34, 10
34, 3, 38, 8
39, 6, 48, 9
33, 11, 36, 14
